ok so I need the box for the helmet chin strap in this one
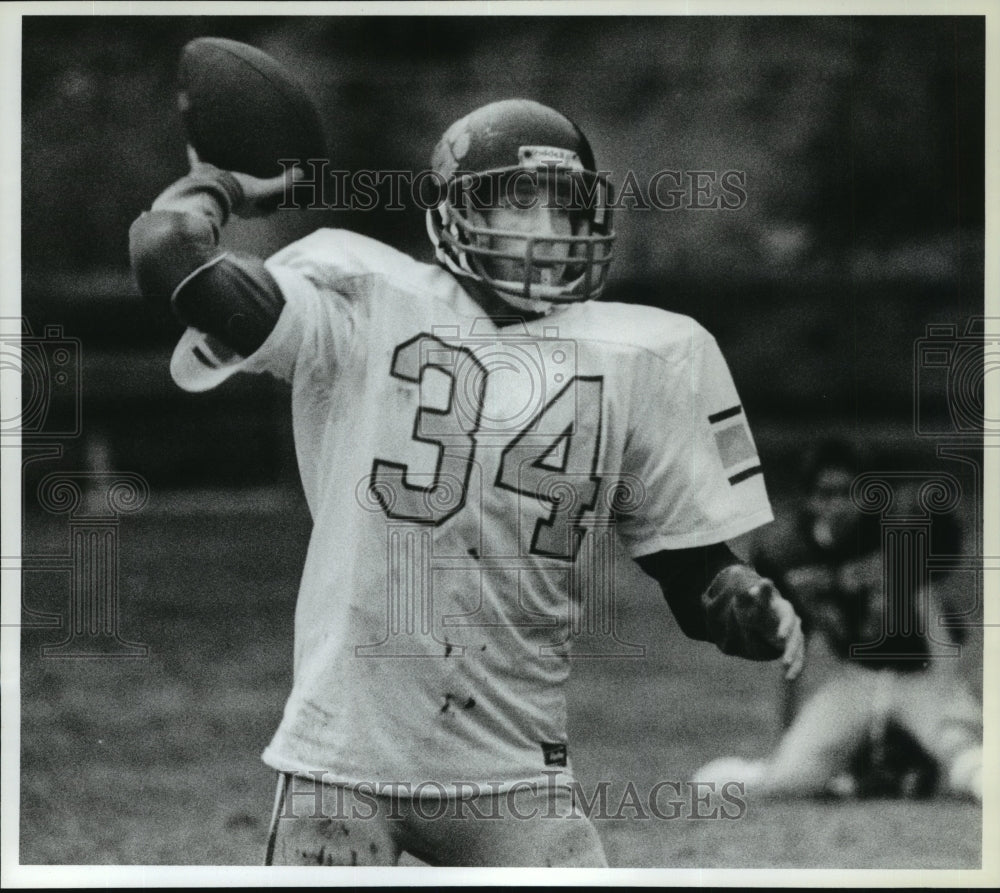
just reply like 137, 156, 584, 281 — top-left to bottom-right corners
451, 271, 554, 322
493, 290, 557, 316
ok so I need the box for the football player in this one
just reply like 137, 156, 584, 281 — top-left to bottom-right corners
130, 98, 804, 867
694, 439, 983, 801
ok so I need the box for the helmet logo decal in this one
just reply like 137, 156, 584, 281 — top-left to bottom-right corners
519, 146, 583, 170
431, 119, 472, 181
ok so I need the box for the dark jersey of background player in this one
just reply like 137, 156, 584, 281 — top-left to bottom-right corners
753, 439, 964, 672
690, 439, 982, 803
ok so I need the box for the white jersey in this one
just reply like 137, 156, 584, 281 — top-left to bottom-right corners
171, 229, 773, 792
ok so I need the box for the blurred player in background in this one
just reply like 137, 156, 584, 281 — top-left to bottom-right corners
130, 98, 804, 866
695, 439, 983, 801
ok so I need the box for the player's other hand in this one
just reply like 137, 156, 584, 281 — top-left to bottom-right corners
749, 579, 805, 681
186, 145, 303, 218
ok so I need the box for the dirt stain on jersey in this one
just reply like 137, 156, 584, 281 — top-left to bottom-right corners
440, 693, 477, 713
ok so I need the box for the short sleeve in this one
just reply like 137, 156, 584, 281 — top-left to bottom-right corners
616, 326, 773, 556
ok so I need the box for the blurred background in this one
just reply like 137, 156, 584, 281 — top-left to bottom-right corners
19, 14, 985, 493
14, 13, 988, 868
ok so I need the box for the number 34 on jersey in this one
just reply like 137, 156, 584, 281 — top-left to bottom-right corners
368, 329, 610, 562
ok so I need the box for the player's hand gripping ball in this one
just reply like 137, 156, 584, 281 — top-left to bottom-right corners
185, 145, 302, 219
177, 37, 327, 178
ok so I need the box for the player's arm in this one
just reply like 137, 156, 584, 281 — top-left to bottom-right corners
636, 544, 805, 680
128, 151, 296, 355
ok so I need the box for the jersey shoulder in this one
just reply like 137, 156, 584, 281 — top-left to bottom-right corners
568, 300, 714, 365
266, 228, 440, 293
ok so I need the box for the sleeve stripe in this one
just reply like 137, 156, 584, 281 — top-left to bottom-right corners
728, 464, 763, 486
708, 404, 743, 424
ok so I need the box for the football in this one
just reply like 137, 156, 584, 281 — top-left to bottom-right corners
177, 37, 327, 178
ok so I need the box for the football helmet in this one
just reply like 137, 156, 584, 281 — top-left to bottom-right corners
427, 99, 615, 313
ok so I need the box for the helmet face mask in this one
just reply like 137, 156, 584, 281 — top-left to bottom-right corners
427, 100, 616, 314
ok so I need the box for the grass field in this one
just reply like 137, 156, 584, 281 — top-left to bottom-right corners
17, 492, 983, 869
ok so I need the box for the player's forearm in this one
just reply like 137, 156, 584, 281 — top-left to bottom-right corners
636, 543, 735, 640
637, 545, 784, 660
129, 171, 285, 356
